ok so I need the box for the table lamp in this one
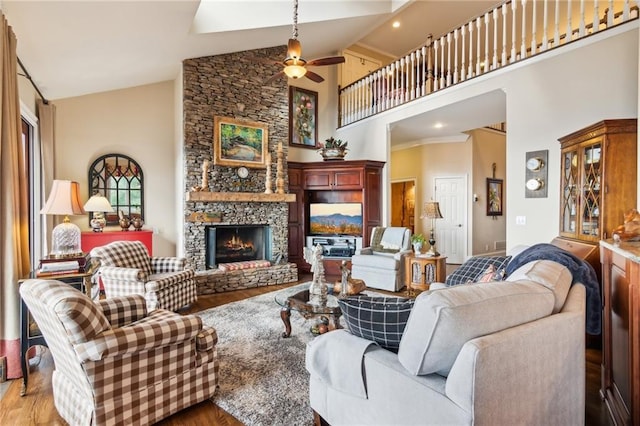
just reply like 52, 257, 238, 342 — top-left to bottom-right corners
40, 180, 85, 258
83, 193, 114, 232
421, 201, 444, 257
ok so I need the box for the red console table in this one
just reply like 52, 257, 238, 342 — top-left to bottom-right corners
81, 230, 153, 255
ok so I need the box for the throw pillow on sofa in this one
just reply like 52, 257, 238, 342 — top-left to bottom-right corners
444, 255, 511, 286
338, 295, 414, 352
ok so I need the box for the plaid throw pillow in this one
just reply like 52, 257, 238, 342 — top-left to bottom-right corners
338, 295, 414, 352
445, 255, 511, 287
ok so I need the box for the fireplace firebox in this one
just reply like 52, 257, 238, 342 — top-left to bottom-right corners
205, 225, 271, 269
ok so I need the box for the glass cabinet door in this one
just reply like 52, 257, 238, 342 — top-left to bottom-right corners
561, 149, 579, 236
580, 142, 602, 239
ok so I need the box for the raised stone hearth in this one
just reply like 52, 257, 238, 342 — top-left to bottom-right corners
196, 263, 298, 294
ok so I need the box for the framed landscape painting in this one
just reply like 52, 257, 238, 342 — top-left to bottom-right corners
289, 86, 318, 148
214, 116, 268, 168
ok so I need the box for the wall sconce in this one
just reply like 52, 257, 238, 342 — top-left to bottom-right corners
525, 150, 548, 198
473, 194, 479, 203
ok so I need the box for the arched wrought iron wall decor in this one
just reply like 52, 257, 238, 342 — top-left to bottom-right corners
88, 153, 144, 226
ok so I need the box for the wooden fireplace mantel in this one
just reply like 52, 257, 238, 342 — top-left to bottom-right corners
186, 191, 296, 203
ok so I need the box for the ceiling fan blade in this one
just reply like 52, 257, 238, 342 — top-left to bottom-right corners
306, 56, 346, 67
262, 70, 285, 85
287, 38, 302, 59
304, 70, 325, 83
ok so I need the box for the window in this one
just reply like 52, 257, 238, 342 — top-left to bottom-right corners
88, 154, 144, 226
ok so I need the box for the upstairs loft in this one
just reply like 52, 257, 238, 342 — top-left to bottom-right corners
338, 0, 639, 127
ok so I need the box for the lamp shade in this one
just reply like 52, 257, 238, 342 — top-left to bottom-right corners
83, 194, 114, 213
40, 180, 85, 216
41, 180, 84, 258
284, 64, 307, 79
421, 201, 443, 220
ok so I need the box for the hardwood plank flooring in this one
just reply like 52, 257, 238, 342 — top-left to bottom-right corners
0, 276, 612, 425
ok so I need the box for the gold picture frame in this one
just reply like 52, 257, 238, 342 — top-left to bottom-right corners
213, 116, 268, 168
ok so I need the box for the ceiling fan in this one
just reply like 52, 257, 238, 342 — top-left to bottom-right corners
264, 0, 345, 84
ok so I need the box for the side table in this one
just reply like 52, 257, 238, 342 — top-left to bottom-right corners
18, 268, 95, 396
404, 254, 447, 294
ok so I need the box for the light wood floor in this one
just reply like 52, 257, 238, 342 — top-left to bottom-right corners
0, 276, 612, 425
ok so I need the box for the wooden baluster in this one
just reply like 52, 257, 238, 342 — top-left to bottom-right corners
461, 25, 467, 80
579, 0, 586, 37
399, 57, 405, 103
511, 0, 517, 62
593, 0, 600, 33
433, 36, 440, 91
453, 28, 459, 83
439, 36, 446, 89
520, 0, 527, 59
410, 52, 416, 100
492, 8, 499, 69
502, 4, 508, 65
623, 0, 631, 20
420, 46, 426, 97
566, 0, 573, 42
542, 0, 549, 50
426, 37, 434, 94
475, 17, 482, 75
483, 13, 489, 73
393, 62, 399, 106
468, 22, 474, 78
376, 70, 382, 113
446, 33, 452, 86
554, 0, 561, 47
531, 0, 538, 55
607, 0, 614, 27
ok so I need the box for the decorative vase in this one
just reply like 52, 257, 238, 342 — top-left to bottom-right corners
319, 148, 347, 161
413, 242, 423, 255
131, 217, 144, 231
119, 217, 131, 231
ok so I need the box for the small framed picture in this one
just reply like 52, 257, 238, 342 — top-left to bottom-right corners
213, 116, 268, 168
486, 178, 503, 216
289, 86, 318, 148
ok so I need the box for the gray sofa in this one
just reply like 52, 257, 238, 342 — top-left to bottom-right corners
306, 260, 586, 425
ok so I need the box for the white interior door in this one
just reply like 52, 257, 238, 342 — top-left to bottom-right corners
434, 176, 467, 264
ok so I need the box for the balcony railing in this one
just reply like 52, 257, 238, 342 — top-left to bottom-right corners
338, 0, 638, 127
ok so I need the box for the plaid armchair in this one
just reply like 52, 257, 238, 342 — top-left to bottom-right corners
90, 240, 197, 311
19, 279, 218, 426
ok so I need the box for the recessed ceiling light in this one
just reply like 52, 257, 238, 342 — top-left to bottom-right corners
434, 122, 444, 129
392, 21, 400, 28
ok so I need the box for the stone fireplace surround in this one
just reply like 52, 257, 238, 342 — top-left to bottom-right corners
183, 46, 298, 294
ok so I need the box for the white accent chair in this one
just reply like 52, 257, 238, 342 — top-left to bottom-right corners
350, 226, 412, 291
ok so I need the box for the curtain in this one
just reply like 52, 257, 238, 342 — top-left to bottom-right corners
37, 99, 55, 254
0, 12, 30, 379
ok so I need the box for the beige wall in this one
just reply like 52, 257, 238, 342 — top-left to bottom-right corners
54, 81, 177, 256
391, 140, 472, 237
470, 128, 506, 255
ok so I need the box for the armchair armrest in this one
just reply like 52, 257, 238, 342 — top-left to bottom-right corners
74, 311, 203, 362
99, 266, 147, 282
97, 295, 147, 328
150, 256, 187, 273
356, 247, 374, 255
145, 269, 195, 292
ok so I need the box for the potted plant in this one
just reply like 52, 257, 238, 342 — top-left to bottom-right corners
318, 137, 348, 160
410, 233, 426, 254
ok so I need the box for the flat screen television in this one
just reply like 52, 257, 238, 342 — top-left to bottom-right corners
309, 202, 363, 236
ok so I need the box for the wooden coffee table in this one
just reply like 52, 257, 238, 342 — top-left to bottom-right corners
274, 286, 342, 338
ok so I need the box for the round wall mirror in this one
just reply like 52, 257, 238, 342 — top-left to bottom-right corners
88, 153, 144, 226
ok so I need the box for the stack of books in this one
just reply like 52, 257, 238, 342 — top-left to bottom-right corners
36, 253, 89, 277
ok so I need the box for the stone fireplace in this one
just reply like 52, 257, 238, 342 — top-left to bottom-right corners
205, 224, 271, 269
182, 46, 298, 293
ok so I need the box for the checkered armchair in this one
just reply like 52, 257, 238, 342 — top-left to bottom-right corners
19, 279, 218, 426
90, 240, 197, 311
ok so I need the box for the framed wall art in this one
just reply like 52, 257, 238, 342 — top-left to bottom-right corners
213, 116, 268, 168
486, 178, 503, 216
289, 86, 318, 148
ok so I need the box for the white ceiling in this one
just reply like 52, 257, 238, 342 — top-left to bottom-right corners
2, 0, 503, 143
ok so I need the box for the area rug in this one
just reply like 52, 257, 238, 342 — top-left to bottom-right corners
197, 283, 383, 426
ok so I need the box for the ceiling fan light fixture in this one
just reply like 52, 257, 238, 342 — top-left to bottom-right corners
284, 64, 307, 79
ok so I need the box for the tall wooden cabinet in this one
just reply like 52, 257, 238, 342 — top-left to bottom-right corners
600, 240, 640, 426
287, 160, 384, 273
558, 119, 637, 243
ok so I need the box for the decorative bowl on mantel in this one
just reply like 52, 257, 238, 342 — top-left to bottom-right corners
318, 137, 348, 161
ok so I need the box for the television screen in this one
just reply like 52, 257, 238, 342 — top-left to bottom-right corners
309, 203, 363, 236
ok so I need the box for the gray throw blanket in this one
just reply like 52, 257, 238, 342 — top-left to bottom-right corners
505, 243, 601, 335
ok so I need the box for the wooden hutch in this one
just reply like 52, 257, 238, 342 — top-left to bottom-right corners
288, 160, 384, 275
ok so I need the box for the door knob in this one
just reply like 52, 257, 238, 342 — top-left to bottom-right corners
456, 224, 462, 227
